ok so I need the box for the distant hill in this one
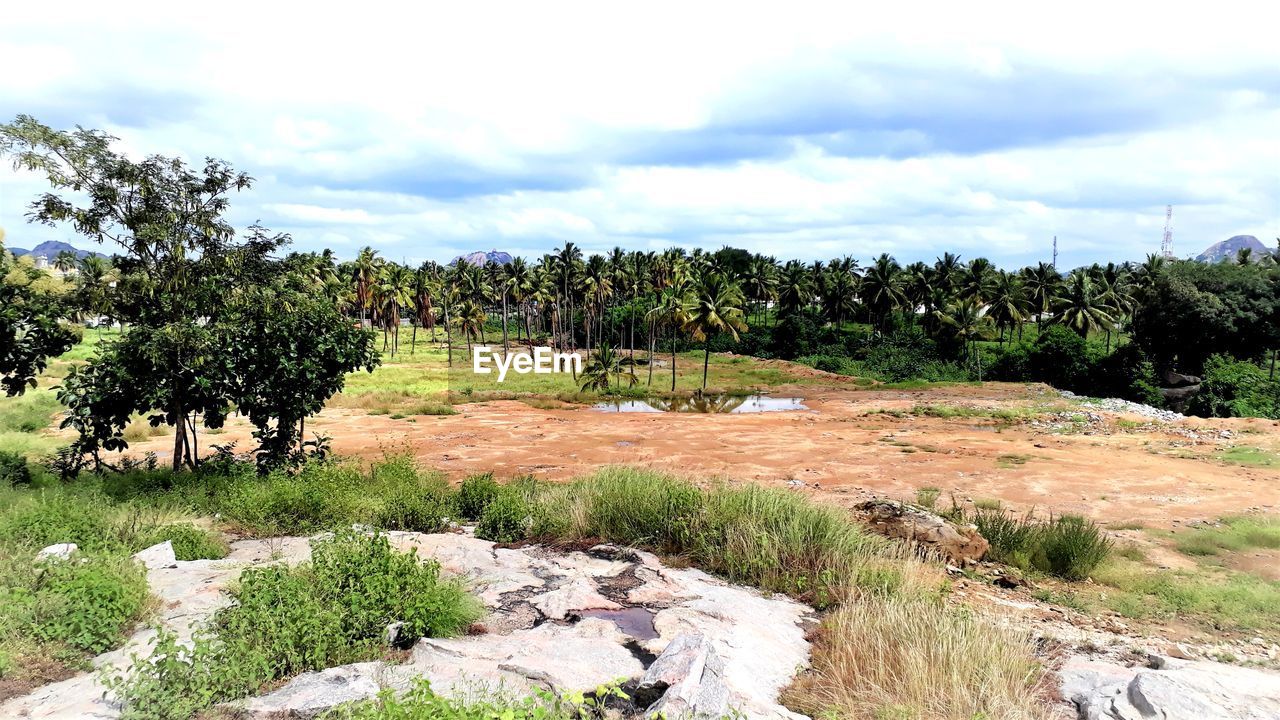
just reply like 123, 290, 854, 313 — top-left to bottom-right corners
1196, 235, 1273, 263
8, 240, 104, 260
452, 249, 513, 266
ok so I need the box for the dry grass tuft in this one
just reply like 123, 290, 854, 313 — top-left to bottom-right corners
785, 597, 1054, 720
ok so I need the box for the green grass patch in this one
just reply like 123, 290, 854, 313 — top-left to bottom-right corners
1095, 557, 1280, 633
968, 509, 1112, 581
1174, 516, 1280, 557
1218, 446, 1280, 467
995, 454, 1032, 469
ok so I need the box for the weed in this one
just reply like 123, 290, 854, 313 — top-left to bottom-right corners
141, 524, 229, 561
915, 487, 941, 510
455, 473, 500, 520
477, 489, 532, 543
30, 554, 149, 654
971, 509, 1112, 581
1174, 516, 1280, 557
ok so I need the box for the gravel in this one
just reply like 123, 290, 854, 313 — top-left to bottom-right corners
1057, 390, 1186, 423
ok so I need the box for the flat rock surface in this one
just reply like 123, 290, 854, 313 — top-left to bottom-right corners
3, 531, 813, 719
1059, 655, 1280, 720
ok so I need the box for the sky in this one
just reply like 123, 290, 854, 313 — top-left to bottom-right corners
1, 1, 1278, 269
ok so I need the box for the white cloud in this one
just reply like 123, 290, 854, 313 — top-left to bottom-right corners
2, 1, 1278, 269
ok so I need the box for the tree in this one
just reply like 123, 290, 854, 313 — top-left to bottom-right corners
647, 281, 691, 391
0, 248, 78, 396
578, 342, 637, 392
2, 116, 378, 470
683, 274, 747, 390
1053, 271, 1114, 339
940, 300, 995, 380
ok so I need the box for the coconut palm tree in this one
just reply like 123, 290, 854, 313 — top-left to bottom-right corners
352, 246, 379, 328
456, 299, 487, 359
859, 254, 905, 333
942, 299, 996, 380
683, 274, 747, 391
53, 249, 78, 273
986, 272, 1029, 344
579, 342, 637, 392
648, 280, 692, 391
1021, 261, 1062, 331
1053, 271, 1115, 339
776, 260, 813, 318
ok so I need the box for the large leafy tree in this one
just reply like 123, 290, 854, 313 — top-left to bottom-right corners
0, 247, 79, 396
2, 116, 377, 470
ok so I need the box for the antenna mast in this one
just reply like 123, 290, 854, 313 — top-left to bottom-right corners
1052, 236, 1058, 269
1161, 205, 1174, 258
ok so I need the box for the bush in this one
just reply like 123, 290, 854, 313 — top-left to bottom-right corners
1188, 354, 1279, 419
1092, 343, 1164, 406
113, 530, 481, 720
0, 449, 32, 486
973, 509, 1111, 580
455, 473, 500, 520
0, 488, 127, 552
32, 554, 149, 654
1027, 326, 1095, 392
141, 524, 229, 561
476, 489, 531, 543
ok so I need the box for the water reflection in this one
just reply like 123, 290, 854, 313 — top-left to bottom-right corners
593, 394, 807, 414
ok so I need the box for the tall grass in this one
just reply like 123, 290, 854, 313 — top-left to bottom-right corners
970, 509, 1112, 581
784, 597, 1054, 720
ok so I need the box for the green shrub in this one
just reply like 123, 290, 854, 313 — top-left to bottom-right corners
113, 530, 481, 720
32, 554, 149, 654
219, 462, 364, 534
1027, 326, 1095, 392
141, 524, 229, 561
0, 450, 32, 486
1189, 354, 1279, 419
476, 490, 531, 543
1038, 515, 1113, 581
324, 679, 602, 719
455, 473, 500, 520
973, 509, 1111, 581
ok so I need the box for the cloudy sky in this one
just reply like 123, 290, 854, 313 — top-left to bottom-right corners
2, 1, 1277, 269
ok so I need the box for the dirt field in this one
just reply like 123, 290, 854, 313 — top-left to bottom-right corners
112, 381, 1280, 529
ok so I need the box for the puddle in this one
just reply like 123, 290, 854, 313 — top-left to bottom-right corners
593, 394, 807, 414
580, 607, 659, 640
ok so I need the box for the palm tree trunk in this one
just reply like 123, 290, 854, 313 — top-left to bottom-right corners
702, 343, 710, 390
411, 323, 417, 355
647, 318, 656, 387
670, 325, 678, 392
501, 293, 510, 355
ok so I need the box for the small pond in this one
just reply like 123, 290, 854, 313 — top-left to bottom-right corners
593, 394, 808, 414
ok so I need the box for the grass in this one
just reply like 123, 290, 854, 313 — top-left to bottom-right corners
1095, 556, 1280, 634
784, 597, 1055, 720
1173, 515, 1280, 557
1218, 446, 1280, 468
996, 453, 1032, 469
967, 509, 1112, 581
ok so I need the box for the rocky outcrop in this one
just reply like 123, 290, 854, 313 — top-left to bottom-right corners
854, 499, 989, 564
1060, 655, 1280, 720
3, 532, 812, 720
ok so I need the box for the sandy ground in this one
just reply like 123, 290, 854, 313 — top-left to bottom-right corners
112, 382, 1279, 528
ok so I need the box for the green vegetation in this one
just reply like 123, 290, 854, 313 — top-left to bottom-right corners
1218, 446, 1280, 467
326, 679, 626, 720
111, 530, 481, 720
968, 509, 1112, 581
1096, 558, 1280, 634
1174, 516, 1280, 557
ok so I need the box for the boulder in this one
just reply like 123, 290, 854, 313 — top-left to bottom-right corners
132, 540, 177, 570
1161, 369, 1203, 388
854, 500, 989, 564
1059, 655, 1280, 720
1161, 384, 1201, 413
35, 543, 77, 563
636, 633, 730, 719
236, 662, 383, 718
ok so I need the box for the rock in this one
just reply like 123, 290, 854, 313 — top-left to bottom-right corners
35, 543, 77, 562
1164, 642, 1197, 660
1059, 655, 1280, 720
636, 633, 730, 719
235, 662, 383, 718
385, 621, 408, 649
1161, 384, 1201, 413
854, 499, 989, 564
1161, 369, 1203, 388
132, 540, 177, 569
